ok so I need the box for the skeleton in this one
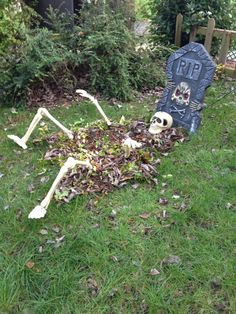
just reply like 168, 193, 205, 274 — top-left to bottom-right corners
7, 90, 112, 219
8, 90, 172, 219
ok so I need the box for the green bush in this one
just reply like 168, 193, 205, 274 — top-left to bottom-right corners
0, 4, 166, 106
129, 46, 166, 90
79, 7, 135, 100
0, 1, 35, 55
0, 27, 79, 105
135, 0, 151, 19
150, 0, 236, 47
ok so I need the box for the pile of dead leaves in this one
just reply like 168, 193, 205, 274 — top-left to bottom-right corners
44, 120, 187, 202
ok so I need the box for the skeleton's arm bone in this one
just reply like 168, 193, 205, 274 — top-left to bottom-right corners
76, 89, 112, 126
28, 157, 92, 219
8, 108, 73, 149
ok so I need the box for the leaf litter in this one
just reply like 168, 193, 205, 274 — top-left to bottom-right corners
43, 120, 187, 203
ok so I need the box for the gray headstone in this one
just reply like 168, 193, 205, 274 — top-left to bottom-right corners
156, 43, 216, 133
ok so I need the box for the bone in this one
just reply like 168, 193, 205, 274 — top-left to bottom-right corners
8, 108, 73, 149
40, 108, 74, 140
28, 157, 92, 219
122, 138, 142, 158
8, 109, 43, 149
76, 89, 112, 126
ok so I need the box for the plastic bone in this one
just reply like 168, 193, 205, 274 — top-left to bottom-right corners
149, 112, 173, 134
8, 108, 73, 149
28, 157, 92, 219
122, 138, 142, 158
76, 89, 112, 126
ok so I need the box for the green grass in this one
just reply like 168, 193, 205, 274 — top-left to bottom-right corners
0, 82, 236, 313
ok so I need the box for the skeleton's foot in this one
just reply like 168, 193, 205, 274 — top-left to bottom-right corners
7, 135, 28, 149
28, 205, 47, 219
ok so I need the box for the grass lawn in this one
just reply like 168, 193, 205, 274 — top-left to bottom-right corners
0, 81, 236, 313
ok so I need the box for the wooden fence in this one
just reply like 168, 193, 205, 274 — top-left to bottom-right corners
175, 13, 236, 77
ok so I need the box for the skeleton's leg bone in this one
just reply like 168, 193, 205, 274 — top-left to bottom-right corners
76, 89, 112, 126
8, 108, 73, 149
40, 108, 74, 139
8, 109, 44, 149
28, 157, 92, 219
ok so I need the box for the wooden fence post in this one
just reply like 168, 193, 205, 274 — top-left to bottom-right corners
218, 31, 231, 64
175, 13, 183, 47
189, 26, 197, 42
204, 18, 215, 53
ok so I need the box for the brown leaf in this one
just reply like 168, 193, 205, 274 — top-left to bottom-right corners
210, 278, 221, 291
39, 228, 48, 235
132, 183, 140, 189
108, 288, 118, 298
179, 202, 188, 212
124, 285, 131, 294
38, 246, 44, 253
159, 198, 168, 205
40, 176, 49, 184
16, 209, 22, 220
172, 194, 180, 199
86, 199, 97, 211
150, 268, 160, 276
26, 261, 35, 269
139, 213, 150, 219
163, 255, 181, 266
110, 255, 119, 262
27, 183, 35, 193
52, 225, 60, 233
91, 223, 100, 229
87, 278, 100, 297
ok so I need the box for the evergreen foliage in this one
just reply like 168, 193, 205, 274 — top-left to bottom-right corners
0, 3, 165, 106
150, 0, 236, 46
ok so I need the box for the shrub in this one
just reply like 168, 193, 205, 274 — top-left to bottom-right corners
79, 7, 135, 100
0, 27, 79, 105
0, 1, 35, 55
129, 45, 166, 91
0, 3, 166, 106
135, 0, 151, 20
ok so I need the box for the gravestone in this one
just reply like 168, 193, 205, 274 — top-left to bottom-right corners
156, 42, 216, 133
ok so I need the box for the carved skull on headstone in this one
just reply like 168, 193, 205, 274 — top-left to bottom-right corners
171, 82, 191, 106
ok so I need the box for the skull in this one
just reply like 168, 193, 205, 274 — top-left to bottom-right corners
149, 112, 173, 134
171, 82, 191, 106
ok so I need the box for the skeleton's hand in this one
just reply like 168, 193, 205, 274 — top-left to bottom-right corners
190, 101, 203, 111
